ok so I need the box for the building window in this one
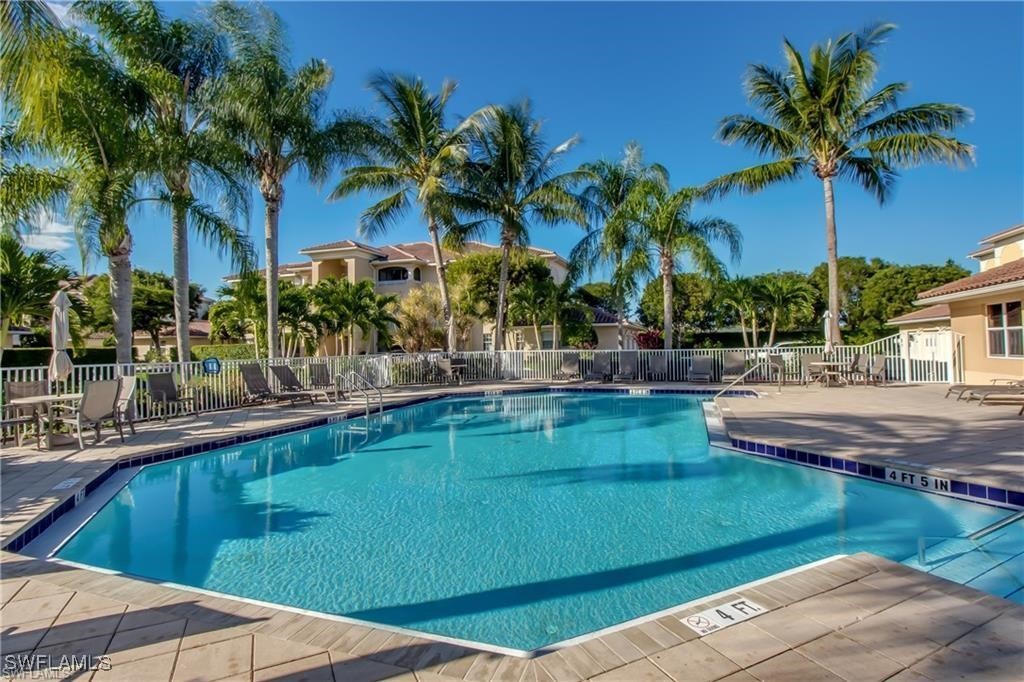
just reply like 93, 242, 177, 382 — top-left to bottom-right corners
413, 267, 421, 281
541, 330, 554, 349
378, 267, 408, 282
986, 301, 1023, 358
513, 330, 525, 350
482, 332, 493, 351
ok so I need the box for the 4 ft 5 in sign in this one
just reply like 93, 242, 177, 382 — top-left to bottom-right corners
681, 598, 766, 636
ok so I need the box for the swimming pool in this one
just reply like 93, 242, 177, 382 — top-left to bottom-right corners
56, 392, 1013, 651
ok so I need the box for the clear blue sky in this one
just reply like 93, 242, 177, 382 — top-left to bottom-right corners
44, 1, 1024, 294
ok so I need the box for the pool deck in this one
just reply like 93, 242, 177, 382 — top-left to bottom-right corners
2, 380, 1023, 680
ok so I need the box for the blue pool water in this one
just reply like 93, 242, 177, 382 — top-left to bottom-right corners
58, 392, 1014, 650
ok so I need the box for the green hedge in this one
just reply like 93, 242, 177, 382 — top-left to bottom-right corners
0, 347, 129, 367
191, 343, 257, 361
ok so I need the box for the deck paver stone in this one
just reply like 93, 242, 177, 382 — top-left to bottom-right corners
746, 650, 844, 681
648, 639, 740, 682
797, 632, 904, 682
702, 621, 790, 668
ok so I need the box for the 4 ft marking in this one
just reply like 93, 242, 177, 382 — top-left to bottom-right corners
681, 598, 766, 636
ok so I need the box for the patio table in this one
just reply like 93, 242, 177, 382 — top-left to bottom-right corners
7, 393, 83, 449
809, 361, 849, 387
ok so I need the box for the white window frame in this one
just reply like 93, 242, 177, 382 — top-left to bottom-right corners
985, 301, 1023, 359
482, 332, 493, 352
541, 329, 554, 350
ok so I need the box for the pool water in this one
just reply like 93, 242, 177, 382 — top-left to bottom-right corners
58, 392, 1014, 651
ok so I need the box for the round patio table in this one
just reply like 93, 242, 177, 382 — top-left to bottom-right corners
7, 393, 83, 449
808, 361, 849, 387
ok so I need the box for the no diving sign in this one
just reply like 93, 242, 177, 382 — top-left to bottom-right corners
681, 598, 766, 636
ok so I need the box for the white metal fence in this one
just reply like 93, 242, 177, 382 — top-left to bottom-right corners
0, 333, 955, 425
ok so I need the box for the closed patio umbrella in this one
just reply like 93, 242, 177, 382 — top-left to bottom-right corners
822, 310, 834, 354
49, 290, 73, 384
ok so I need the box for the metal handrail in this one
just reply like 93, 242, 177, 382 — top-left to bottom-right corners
970, 509, 1024, 541
916, 510, 1024, 564
343, 371, 383, 417
714, 360, 781, 399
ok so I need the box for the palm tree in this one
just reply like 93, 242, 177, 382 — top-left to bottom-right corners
0, 233, 72, 362
710, 22, 973, 343
75, 1, 255, 364
210, 3, 355, 359
210, 272, 266, 357
311, 277, 354, 356
330, 74, 492, 352
720, 276, 759, 348
452, 102, 586, 352
574, 143, 665, 349
278, 282, 322, 357
341, 279, 399, 355
758, 275, 816, 346
628, 178, 741, 349
508, 278, 554, 349
5, 16, 150, 362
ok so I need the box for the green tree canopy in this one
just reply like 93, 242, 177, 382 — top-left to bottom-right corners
856, 260, 969, 341
446, 251, 553, 321
639, 273, 720, 345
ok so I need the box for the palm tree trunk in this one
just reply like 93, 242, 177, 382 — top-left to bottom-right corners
822, 176, 842, 344
171, 199, 191, 364
494, 235, 512, 352
661, 252, 673, 350
533, 319, 542, 350
768, 311, 779, 347
426, 218, 455, 351
0, 317, 9, 365
751, 310, 760, 348
108, 231, 134, 364
263, 184, 282, 359
738, 312, 749, 348
552, 309, 560, 350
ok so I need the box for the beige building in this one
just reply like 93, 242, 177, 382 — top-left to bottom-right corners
905, 225, 1023, 383
227, 239, 641, 354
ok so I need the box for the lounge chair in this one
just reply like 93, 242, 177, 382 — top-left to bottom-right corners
688, 356, 713, 383
721, 352, 747, 384
945, 379, 1023, 400
647, 353, 668, 381
65, 379, 122, 448
585, 353, 611, 382
799, 353, 824, 385
613, 351, 638, 382
1, 380, 47, 449
269, 365, 334, 403
309, 363, 344, 398
865, 355, 888, 385
146, 372, 196, 420
553, 352, 581, 381
240, 364, 314, 405
115, 375, 137, 435
963, 385, 1024, 405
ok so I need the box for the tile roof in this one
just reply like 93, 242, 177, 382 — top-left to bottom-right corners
977, 223, 1024, 245
299, 239, 387, 255
224, 262, 310, 280
133, 320, 212, 339
888, 304, 950, 325
917, 257, 1024, 300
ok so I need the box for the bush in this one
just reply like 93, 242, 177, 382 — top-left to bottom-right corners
192, 343, 256, 361
0, 347, 129, 367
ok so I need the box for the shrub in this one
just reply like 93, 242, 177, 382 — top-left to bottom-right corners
634, 329, 664, 349
0, 347, 128, 367
192, 343, 257, 361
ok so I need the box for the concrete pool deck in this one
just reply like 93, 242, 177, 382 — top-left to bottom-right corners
2, 381, 1023, 680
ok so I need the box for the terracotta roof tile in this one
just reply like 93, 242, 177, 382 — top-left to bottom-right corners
917, 258, 1024, 300
888, 304, 950, 325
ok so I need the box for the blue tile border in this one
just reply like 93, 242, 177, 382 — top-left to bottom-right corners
5, 384, 1017, 554
726, 436, 1023, 511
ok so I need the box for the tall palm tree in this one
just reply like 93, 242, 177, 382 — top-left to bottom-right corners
330, 74, 492, 352
75, 1, 255, 363
709, 22, 973, 343
574, 143, 665, 348
628, 178, 741, 349
758, 275, 816, 346
5, 17, 150, 362
452, 102, 586, 352
210, 3, 355, 359
0, 233, 72, 362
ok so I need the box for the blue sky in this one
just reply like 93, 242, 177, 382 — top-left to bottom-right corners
39, 1, 1024, 294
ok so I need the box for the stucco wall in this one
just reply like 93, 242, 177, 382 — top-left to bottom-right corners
949, 291, 1024, 383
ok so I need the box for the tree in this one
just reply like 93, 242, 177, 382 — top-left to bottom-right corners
856, 260, 968, 341
331, 74, 492, 351
574, 143, 664, 348
209, 271, 266, 357
394, 285, 446, 352
718, 277, 759, 347
808, 256, 887, 334
757, 274, 816, 346
4, 10, 150, 362
446, 251, 553, 322
73, 1, 255, 364
508, 277, 555, 348
628, 177, 741, 349
0, 233, 73, 362
710, 22, 973, 344
576, 282, 617, 312
311, 277, 354, 356
639, 273, 719, 345
210, 3, 355, 359
278, 282, 322, 357
451, 102, 586, 352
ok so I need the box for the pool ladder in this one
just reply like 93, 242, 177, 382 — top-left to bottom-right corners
916, 509, 1024, 565
340, 371, 383, 418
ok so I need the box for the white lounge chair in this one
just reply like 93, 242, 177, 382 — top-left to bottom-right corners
65, 379, 122, 448
689, 356, 713, 383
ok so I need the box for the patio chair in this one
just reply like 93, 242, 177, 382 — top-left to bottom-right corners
646, 353, 668, 381
240, 364, 314, 405
840, 353, 862, 384
945, 379, 1023, 400
147, 372, 196, 421
865, 355, 888, 385
688, 356, 714, 383
766, 354, 787, 386
613, 351, 638, 382
847, 353, 871, 385
65, 379, 122, 449
269, 365, 334, 403
115, 375, 137, 436
721, 352, 747, 384
552, 352, 581, 381
585, 353, 612, 382
799, 353, 824, 385
1, 380, 47, 449
434, 358, 461, 385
